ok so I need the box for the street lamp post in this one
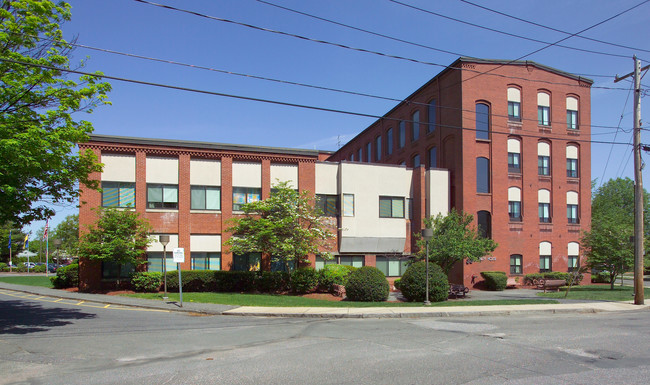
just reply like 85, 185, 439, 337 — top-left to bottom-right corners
159, 235, 170, 299
421, 228, 433, 306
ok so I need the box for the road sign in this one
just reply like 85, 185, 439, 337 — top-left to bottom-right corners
173, 248, 185, 263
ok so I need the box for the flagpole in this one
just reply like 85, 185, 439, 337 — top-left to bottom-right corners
45, 219, 49, 277
8, 230, 12, 273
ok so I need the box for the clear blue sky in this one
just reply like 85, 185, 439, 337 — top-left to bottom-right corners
26, 0, 650, 235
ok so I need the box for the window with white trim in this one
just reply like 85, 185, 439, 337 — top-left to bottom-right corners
566, 96, 579, 130
507, 138, 521, 173
538, 92, 550, 126
567, 191, 579, 224
147, 184, 178, 209
539, 241, 552, 273
538, 142, 551, 176
379, 196, 405, 218
538, 189, 551, 223
508, 187, 522, 222
567, 144, 579, 178
507, 87, 521, 121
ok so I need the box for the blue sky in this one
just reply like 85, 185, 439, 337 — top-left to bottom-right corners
26, 0, 650, 234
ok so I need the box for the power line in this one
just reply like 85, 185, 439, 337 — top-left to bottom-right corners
0, 57, 632, 147
131, 0, 630, 91
600, 81, 634, 186
459, 0, 650, 55
387, 0, 648, 61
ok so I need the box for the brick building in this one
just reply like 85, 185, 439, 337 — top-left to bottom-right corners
78, 57, 591, 290
328, 57, 592, 286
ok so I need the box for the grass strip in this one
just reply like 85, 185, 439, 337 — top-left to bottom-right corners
0, 276, 53, 288
538, 285, 650, 301
124, 292, 559, 307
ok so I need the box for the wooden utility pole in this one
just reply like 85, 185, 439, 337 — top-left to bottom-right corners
615, 56, 648, 305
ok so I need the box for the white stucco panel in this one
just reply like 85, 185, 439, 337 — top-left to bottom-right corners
147, 234, 179, 252
270, 163, 298, 189
232, 161, 261, 188
102, 154, 135, 182
190, 159, 221, 186
146, 157, 179, 184
315, 162, 338, 194
426, 169, 450, 218
190, 235, 221, 252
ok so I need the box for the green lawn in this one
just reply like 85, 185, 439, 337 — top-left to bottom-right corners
124, 292, 559, 307
538, 285, 650, 301
0, 276, 53, 288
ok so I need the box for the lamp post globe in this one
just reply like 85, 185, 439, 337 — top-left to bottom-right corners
159, 235, 170, 299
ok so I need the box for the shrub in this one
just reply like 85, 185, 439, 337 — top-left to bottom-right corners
591, 271, 611, 283
399, 261, 449, 302
0, 262, 6, 271
525, 272, 584, 286
523, 273, 543, 285
257, 271, 290, 293
289, 267, 319, 294
32, 264, 46, 273
318, 264, 355, 292
393, 278, 402, 290
50, 263, 79, 289
131, 272, 162, 292
345, 266, 390, 302
480, 271, 507, 291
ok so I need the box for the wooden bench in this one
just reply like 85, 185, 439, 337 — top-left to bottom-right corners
332, 284, 346, 297
534, 279, 566, 293
449, 284, 469, 298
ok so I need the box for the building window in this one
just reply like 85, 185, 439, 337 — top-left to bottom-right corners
568, 242, 580, 272
567, 96, 579, 130
386, 128, 393, 155
366, 142, 372, 162
343, 194, 354, 216
567, 144, 579, 178
477, 211, 491, 239
412, 110, 420, 141
398, 121, 406, 148
538, 92, 551, 126
102, 261, 134, 279
413, 154, 420, 168
146, 252, 176, 273
540, 255, 552, 273
232, 187, 261, 211
508, 187, 522, 221
190, 186, 221, 210
350, 153, 354, 162
314, 256, 336, 270
191, 252, 221, 270
538, 142, 550, 176
316, 194, 339, 217
507, 87, 521, 121
339, 256, 364, 268
428, 147, 437, 168
538, 189, 551, 223
376, 256, 409, 277
507, 138, 521, 173
568, 256, 579, 272
376, 136, 382, 161
567, 191, 579, 224
379, 196, 405, 218
428, 100, 436, 133
357, 148, 362, 162
147, 184, 178, 209
510, 254, 522, 274
102, 181, 135, 208
232, 252, 261, 271
476, 103, 490, 140
476, 157, 490, 193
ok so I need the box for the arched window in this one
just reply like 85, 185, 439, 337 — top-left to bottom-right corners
538, 142, 551, 176
508, 138, 521, 173
428, 147, 437, 168
412, 110, 420, 141
538, 92, 550, 126
538, 189, 551, 223
398, 121, 406, 148
413, 153, 420, 168
568, 242, 580, 272
567, 191, 579, 224
375, 136, 382, 161
566, 144, 578, 178
508, 187, 522, 221
476, 157, 490, 193
507, 87, 521, 121
477, 211, 492, 239
476, 103, 490, 140
386, 128, 393, 156
539, 241, 552, 272
428, 100, 437, 133
366, 142, 372, 163
567, 96, 579, 130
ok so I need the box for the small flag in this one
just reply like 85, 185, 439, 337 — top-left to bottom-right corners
7, 230, 11, 250
23, 234, 29, 250
43, 219, 49, 240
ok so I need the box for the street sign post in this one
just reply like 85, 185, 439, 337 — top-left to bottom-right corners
173, 248, 185, 307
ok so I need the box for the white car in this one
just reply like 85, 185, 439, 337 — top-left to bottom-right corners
23, 262, 36, 268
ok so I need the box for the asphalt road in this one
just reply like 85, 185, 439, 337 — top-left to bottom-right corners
2, 292, 650, 385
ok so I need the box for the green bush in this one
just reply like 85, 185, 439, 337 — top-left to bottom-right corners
393, 278, 402, 290
289, 267, 319, 294
345, 266, 390, 302
257, 271, 290, 293
131, 272, 162, 292
480, 271, 507, 291
523, 273, 544, 285
525, 272, 584, 286
591, 271, 611, 283
399, 261, 449, 302
0, 262, 7, 271
50, 263, 79, 289
32, 264, 46, 273
318, 264, 355, 292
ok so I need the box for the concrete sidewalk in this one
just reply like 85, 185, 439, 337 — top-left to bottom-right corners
1, 281, 648, 318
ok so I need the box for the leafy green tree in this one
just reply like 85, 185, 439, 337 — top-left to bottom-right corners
78, 208, 152, 282
582, 178, 650, 289
416, 210, 498, 276
0, 222, 25, 260
0, 0, 111, 226
53, 214, 79, 257
225, 181, 335, 272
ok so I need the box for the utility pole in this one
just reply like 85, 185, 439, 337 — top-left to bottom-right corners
615, 56, 649, 305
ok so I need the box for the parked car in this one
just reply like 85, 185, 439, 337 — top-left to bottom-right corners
23, 262, 36, 268
47, 265, 57, 273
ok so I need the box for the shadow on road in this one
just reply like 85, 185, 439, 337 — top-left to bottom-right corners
0, 300, 97, 335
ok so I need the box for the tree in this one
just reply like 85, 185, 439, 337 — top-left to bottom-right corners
0, 1, 111, 226
53, 214, 79, 257
78, 208, 151, 282
416, 210, 498, 276
582, 178, 650, 289
225, 181, 335, 272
